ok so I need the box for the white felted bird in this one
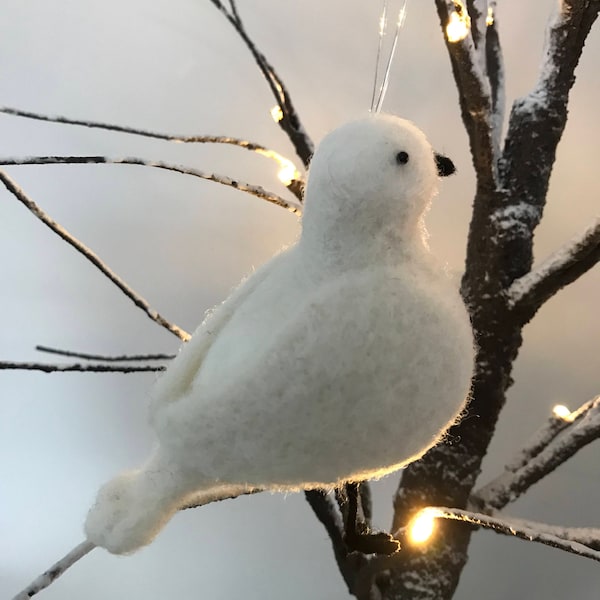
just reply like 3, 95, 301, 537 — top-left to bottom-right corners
85, 113, 474, 555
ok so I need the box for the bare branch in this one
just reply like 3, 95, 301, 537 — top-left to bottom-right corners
208, 0, 314, 167
0, 106, 305, 202
35, 344, 175, 362
0, 105, 276, 150
484, 1, 505, 142
472, 396, 600, 511
0, 106, 269, 152
0, 361, 166, 373
0, 157, 302, 214
434, 0, 501, 188
0, 169, 191, 341
11, 540, 96, 600
465, 1, 486, 49
507, 216, 600, 322
502, 401, 593, 473
304, 489, 367, 594
422, 507, 600, 563
499, 1, 600, 244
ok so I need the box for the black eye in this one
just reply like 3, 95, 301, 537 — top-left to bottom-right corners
396, 151, 409, 165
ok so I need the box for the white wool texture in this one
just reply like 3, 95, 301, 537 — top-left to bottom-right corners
85, 113, 475, 555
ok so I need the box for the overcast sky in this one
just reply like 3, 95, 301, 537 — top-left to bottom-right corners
1, 1, 599, 599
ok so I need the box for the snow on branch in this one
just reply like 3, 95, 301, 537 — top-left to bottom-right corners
0, 169, 191, 341
35, 344, 175, 362
507, 216, 600, 321
11, 541, 96, 600
208, 0, 314, 167
500, 1, 599, 236
0, 106, 304, 201
0, 361, 166, 373
0, 156, 301, 214
471, 395, 600, 511
520, 0, 600, 116
416, 507, 600, 563
434, 0, 502, 187
0, 105, 278, 150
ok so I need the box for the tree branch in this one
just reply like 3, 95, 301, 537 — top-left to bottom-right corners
507, 216, 600, 322
0, 361, 166, 373
35, 344, 175, 362
0, 106, 305, 201
0, 169, 191, 341
420, 507, 600, 563
11, 541, 96, 600
208, 0, 314, 167
0, 105, 278, 150
471, 396, 600, 511
434, 0, 501, 189
304, 489, 367, 595
0, 156, 301, 214
498, 1, 600, 265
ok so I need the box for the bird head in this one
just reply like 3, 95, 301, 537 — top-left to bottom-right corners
301, 114, 454, 246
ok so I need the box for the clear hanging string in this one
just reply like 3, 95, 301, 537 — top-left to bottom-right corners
370, 0, 409, 113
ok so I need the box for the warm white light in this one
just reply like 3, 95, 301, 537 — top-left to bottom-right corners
270, 105, 284, 123
255, 149, 301, 187
446, 2, 470, 43
408, 508, 438, 544
379, 12, 386, 36
486, 6, 494, 26
553, 404, 573, 421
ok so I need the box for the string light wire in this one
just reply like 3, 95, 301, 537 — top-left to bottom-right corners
371, 0, 409, 112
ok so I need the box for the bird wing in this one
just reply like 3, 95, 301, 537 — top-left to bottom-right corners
201, 265, 472, 487
150, 249, 290, 406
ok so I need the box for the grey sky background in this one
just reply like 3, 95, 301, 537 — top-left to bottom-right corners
1, 1, 598, 598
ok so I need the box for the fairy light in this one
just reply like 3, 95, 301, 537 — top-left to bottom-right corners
270, 105, 284, 123
408, 508, 439, 544
266, 106, 300, 184
446, 1, 471, 43
486, 6, 494, 26
379, 8, 387, 37
255, 149, 301, 186
553, 404, 573, 421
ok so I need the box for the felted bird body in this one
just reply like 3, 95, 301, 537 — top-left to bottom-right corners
85, 113, 475, 555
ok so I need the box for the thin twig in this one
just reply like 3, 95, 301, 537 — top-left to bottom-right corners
208, 0, 314, 167
0, 169, 191, 341
472, 396, 600, 511
420, 507, 600, 564
12, 540, 96, 600
434, 0, 499, 186
502, 397, 598, 473
0, 156, 302, 214
507, 216, 600, 321
0, 106, 305, 201
0, 361, 166, 373
35, 344, 175, 362
0, 105, 273, 150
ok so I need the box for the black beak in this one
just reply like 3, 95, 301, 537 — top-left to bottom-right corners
435, 153, 456, 177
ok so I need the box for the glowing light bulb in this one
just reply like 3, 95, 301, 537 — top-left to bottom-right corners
379, 12, 386, 36
553, 404, 573, 421
486, 6, 494, 26
255, 149, 301, 186
408, 508, 438, 544
270, 105, 284, 123
446, 2, 470, 43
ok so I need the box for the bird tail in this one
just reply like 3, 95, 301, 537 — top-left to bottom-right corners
84, 451, 250, 555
